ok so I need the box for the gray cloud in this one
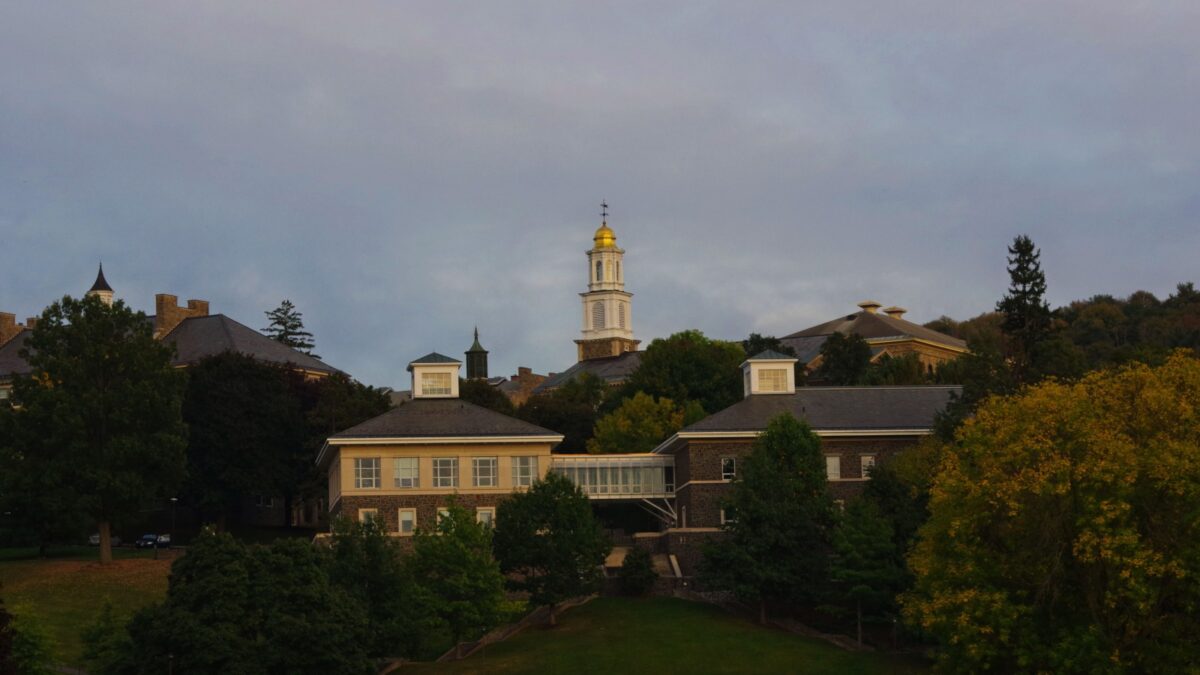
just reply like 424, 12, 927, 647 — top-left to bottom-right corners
2, 1, 1197, 386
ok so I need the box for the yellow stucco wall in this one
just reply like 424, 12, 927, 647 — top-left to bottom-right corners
332, 442, 555, 500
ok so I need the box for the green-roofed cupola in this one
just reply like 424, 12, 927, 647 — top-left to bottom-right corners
408, 352, 462, 399
465, 327, 489, 380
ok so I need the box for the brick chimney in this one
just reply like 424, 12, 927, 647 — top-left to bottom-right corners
24, 317, 38, 330
882, 306, 907, 320
154, 294, 210, 338
857, 300, 882, 314
0, 313, 20, 346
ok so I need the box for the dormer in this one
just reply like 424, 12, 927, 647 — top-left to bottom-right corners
741, 350, 798, 397
408, 352, 462, 399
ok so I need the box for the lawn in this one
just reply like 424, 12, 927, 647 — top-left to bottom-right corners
407, 597, 928, 675
0, 547, 172, 669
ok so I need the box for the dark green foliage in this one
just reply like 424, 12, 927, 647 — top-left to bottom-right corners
7, 611, 52, 675
182, 353, 304, 526
3, 295, 187, 563
617, 546, 658, 596
326, 518, 440, 659
114, 530, 372, 675
81, 601, 133, 675
518, 373, 606, 453
829, 499, 907, 645
864, 353, 927, 385
493, 473, 611, 624
743, 333, 806, 384
586, 392, 684, 454
814, 333, 873, 385
0, 594, 15, 675
409, 501, 505, 645
702, 414, 835, 622
996, 235, 1052, 381
624, 330, 745, 415
459, 377, 516, 416
262, 299, 318, 357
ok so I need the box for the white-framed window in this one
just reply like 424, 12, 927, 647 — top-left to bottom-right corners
721, 457, 736, 481
512, 456, 538, 487
432, 458, 459, 488
472, 457, 499, 487
354, 457, 381, 489
825, 455, 841, 481
394, 457, 419, 488
397, 508, 416, 535
860, 455, 876, 478
720, 507, 737, 525
437, 507, 451, 525
592, 301, 605, 329
358, 508, 379, 524
758, 368, 787, 392
421, 372, 452, 396
476, 507, 496, 528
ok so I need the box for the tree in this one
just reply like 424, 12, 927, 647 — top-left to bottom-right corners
5, 295, 186, 564
0, 593, 15, 675
81, 601, 133, 675
586, 392, 685, 454
624, 330, 745, 415
262, 299, 318, 357
493, 473, 611, 625
864, 353, 927, 385
996, 235, 1051, 381
829, 499, 906, 646
702, 413, 835, 624
518, 373, 607, 453
409, 502, 505, 652
743, 333, 805, 384
459, 378, 516, 416
0, 403, 87, 555
814, 332, 873, 385
326, 518, 440, 659
617, 546, 658, 596
903, 354, 1200, 674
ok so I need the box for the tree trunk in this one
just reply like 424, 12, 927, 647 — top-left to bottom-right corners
99, 520, 113, 565
759, 598, 767, 626
548, 603, 558, 626
856, 600, 862, 646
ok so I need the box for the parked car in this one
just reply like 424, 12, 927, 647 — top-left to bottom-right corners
88, 534, 122, 547
135, 534, 159, 549
156, 534, 171, 548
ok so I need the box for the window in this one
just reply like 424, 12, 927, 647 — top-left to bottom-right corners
595, 260, 603, 281
758, 368, 787, 392
394, 457, 419, 488
592, 301, 605, 329
472, 457, 498, 487
358, 508, 379, 524
825, 455, 841, 481
720, 507, 737, 525
618, 302, 626, 329
437, 508, 451, 525
433, 458, 459, 488
860, 455, 876, 478
476, 507, 496, 527
721, 457, 736, 481
397, 508, 416, 535
0, 389, 9, 400
421, 372, 452, 396
512, 456, 538, 487
354, 457, 381, 489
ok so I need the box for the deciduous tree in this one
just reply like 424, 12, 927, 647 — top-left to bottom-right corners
586, 392, 684, 454
624, 329, 744, 415
517, 373, 606, 453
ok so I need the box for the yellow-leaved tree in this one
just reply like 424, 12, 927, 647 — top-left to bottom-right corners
902, 353, 1200, 674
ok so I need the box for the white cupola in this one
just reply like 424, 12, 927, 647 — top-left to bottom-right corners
408, 353, 461, 399
741, 350, 799, 397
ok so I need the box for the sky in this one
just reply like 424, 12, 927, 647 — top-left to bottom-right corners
2, 2, 1197, 387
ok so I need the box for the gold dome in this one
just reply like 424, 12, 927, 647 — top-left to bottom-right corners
593, 222, 617, 249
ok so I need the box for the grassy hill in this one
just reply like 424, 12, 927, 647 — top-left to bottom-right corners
407, 597, 927, 675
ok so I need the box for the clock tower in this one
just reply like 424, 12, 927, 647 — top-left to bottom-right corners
575, 204, 639, 361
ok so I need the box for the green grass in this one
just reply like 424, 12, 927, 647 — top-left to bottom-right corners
0, 548, 172, 668
408, 597, 928, 675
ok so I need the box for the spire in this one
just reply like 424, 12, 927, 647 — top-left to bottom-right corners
468, 326, 486, 353
89, 263, 113, 293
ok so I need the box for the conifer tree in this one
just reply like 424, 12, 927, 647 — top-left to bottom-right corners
996, 235, 1051, 380
262, 299, 318, 357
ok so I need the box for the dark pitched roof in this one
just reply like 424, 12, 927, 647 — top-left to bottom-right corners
89, 264, 113, 292
783, 336, 828, 364
533, 351, 642, 394
330, 397, 561, 440
409, 352, 461, 366
680, 386, 960, 434
0, 330, 33, 381
746, 349, 797, 361
162, 314, 341, 374
781, 310, 966, 352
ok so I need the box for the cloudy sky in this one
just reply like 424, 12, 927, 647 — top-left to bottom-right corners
2, 2, 1197, 387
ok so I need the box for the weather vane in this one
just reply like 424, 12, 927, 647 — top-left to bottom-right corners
600, 200, 609, 223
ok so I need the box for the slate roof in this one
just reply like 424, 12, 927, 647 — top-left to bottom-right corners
0, 330, 33, 381
533, 351, 642, 394
780, 310, 966, 359
746, 349, 797, 361
329, 397, 561, 440
677, 386, 960, 435
89, 264, 113, 292
162, 314, 341, 374
409, 352, 461, 366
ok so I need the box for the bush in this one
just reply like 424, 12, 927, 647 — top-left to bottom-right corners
8, 609, 53, 675
618, 546, 658, 596
82, 601, 134, 674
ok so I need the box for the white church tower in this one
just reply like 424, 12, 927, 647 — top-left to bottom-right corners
575, 202, 639, 361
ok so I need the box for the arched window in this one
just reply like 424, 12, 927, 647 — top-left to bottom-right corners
595, 260, 603, 281
592, 301, 606, 329
618, 302, 626, 329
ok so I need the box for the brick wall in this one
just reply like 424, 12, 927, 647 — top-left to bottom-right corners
332, 493, 512, 534
154, 294, 210, 337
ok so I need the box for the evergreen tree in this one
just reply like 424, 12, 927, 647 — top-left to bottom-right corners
4, 295, 187, 564
262, 299, 318, 357
617, 546, 658, 596
814, 332, 873, 385
996, 235, 1051, 381
493, 473, 611, 625
830, 499, 907, 646
702, 413, 836, 623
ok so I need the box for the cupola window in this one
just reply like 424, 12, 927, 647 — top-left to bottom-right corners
421, 372, 452, 396
592, 301, 606, 329
758, 368, 787, 393
596, 260, 603, 281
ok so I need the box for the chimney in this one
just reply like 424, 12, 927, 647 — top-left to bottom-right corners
0, 313, 19, 346
186, 299, 210, 315
857, 300, 882, 314
155, 293, 209, 338
24, 317, 38, 329
882, 306, 907, 320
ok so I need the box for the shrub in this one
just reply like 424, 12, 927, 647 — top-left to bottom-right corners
617, 546, 658, 596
